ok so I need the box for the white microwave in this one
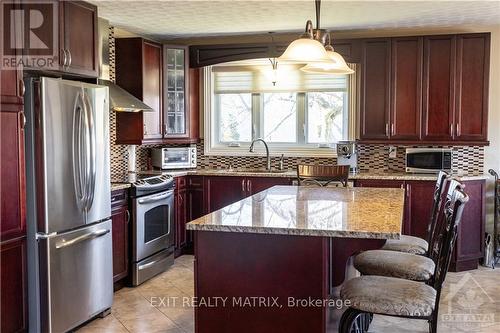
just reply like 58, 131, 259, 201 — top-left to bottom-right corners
152, 147, 197, 169
405, 148, 452, 173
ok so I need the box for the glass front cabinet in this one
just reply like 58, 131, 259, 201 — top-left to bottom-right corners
164, 45, 189, 139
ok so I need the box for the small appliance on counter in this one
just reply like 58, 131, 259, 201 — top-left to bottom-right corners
152, 146, 197, 169
405, 148, 452, 173
336, 141, 357, 174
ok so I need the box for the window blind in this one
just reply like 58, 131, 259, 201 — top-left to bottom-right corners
212, 63, 349, 93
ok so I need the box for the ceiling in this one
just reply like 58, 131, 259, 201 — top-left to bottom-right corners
91, 0, 500, 40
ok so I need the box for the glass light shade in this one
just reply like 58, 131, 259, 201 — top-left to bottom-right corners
300, 50, 354, 74
278, 38, 331, 63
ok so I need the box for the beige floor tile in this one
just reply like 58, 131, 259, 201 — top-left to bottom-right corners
78, 255, 500, 333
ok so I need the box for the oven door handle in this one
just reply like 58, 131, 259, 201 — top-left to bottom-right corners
137, 190, 174, 205
135, 182, 173, 190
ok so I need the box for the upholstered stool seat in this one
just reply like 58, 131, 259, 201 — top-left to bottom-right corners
341, 276, 436, 317
381, 235, 428, 254
354, 250, 435, 281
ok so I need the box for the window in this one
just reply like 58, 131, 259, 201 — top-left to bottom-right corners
205, 60, 356, 157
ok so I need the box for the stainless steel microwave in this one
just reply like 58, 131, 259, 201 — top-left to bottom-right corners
152, 147, 197, 169
405, 148, 452, 173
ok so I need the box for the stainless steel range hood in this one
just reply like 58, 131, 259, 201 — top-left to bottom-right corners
98, 18, 153, 112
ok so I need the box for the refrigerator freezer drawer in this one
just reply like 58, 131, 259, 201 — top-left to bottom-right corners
38, 220, 113, 333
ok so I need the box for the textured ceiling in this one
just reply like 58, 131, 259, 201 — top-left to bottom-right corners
91, 0, 500, 40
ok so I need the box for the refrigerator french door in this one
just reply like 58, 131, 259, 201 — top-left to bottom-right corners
25, 77, 113, 333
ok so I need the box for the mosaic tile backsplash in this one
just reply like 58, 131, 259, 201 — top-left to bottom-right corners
108, 26, 484, 178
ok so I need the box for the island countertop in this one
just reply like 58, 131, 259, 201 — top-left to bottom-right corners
187, 185, 404, 239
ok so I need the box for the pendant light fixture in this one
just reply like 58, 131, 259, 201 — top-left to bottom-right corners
277, 1, 330, 63
278, 0, 354, 75
300, 33, 354, 74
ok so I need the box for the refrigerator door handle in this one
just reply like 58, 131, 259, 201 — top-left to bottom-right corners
55, 229, 110, 249
72, 92, 86, 210
83, 92, 96, 211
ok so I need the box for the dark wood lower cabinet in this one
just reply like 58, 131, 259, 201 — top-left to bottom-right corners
451, 180, 485, 271
1, 237, 27, 333
111, 189, 129, 286
175, 177, 189, 256
205, 176, 247, 213
354, 178, 485, 271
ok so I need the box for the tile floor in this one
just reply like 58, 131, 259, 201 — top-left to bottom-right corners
77, 255, 500, 333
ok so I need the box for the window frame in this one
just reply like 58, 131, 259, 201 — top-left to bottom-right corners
203, 65, 358, 157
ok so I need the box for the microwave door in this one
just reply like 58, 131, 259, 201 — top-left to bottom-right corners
407, 152, 443, 173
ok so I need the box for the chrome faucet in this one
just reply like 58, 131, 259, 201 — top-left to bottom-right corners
249, 138, 271, 171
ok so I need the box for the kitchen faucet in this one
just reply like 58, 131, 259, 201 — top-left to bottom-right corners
249, 138, 271, 171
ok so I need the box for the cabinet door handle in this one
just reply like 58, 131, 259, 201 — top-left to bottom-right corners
61, 49, 67, 67
143, 124, 147, 135
406, 184, 410, 198
126, 210, 130, 223
247, 180, 251, 194
385, 123, 389, 137
391, 123, 394, 136
456, 123, 460, 137
450, 124, 454, 136
242, 179, 245, 193
163, 123, 167, 135
20, 112, 26, 129
19, 79, 25, 97
67, 49, 72, 67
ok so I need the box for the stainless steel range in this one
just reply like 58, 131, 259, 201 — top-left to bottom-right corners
128, 173, 175, 285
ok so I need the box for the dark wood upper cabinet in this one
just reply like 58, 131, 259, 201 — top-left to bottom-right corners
454, 34, 490, 141
359, 39, 391, 140
59, 1, 98, 77
187, 68, 201, 142
1, 104, 26, 242
115, 38, 163, 144
359, 33, 489, 145
390, 37, 423, 140
422, 35, 456, 141
163, 46, 200, 143
142, 41, 163, 140
0, 69, 24, 105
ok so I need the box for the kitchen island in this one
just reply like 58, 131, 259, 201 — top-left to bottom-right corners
187, 185, 404, 333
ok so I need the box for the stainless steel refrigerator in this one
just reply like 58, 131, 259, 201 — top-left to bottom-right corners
25, 77, 113, 333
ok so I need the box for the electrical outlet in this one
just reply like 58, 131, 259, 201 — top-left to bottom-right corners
389, 146, 397, 159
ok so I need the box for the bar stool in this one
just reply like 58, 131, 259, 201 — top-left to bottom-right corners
339, 180, 469, 333
296, 164, 349, 187
353, 178, 463, 282
380, 171, 449, 255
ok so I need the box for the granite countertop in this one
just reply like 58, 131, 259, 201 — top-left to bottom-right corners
187, 185, 405, 239
111, 183, 131, 191
110, 169, 488, 190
